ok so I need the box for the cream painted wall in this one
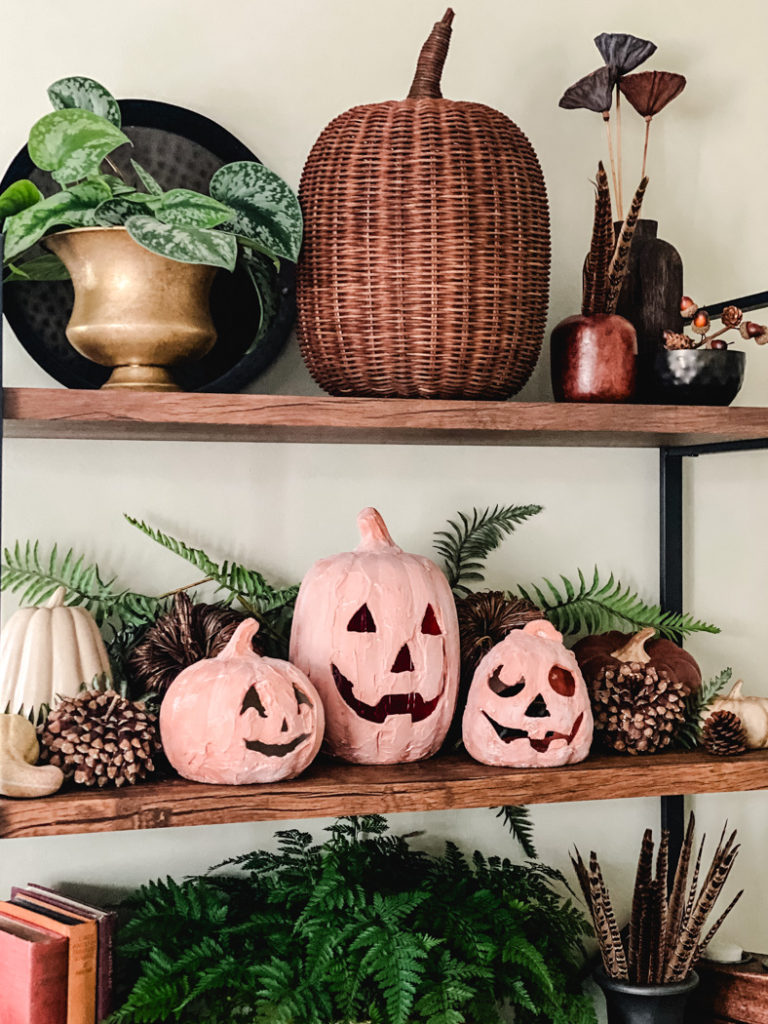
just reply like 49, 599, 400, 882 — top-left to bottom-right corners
1, 0, 767, 1007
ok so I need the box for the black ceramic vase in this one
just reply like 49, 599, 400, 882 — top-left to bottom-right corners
651, 349, 745, 406
614, 219, 683, 400
594, 968, 699, 1024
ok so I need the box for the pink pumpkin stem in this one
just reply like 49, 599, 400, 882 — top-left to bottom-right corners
356, 508, 400, 551
219, 619, 260, 659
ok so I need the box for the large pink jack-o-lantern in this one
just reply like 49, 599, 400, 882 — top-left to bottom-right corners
289, 507, 460, 764
463, 620, 593, 768
160, 619, 324, 784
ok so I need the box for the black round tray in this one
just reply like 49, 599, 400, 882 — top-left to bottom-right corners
0, 99, 296, 392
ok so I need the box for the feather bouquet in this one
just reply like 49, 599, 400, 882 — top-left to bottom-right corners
572, 813, 743, 985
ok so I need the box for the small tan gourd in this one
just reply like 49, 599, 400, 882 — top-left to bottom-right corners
0, 586, 111, 720
703, 680, 768, 749
0, 714, 64, 798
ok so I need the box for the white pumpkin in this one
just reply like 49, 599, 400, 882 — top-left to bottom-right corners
703, 680, 768, 749
0, 587, 111, 719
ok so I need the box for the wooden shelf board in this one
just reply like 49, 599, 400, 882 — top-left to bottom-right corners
4, 389, 768, 447
2, 749, 767, 840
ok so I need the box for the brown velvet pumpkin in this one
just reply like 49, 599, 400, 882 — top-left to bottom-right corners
572, 628, 702, 695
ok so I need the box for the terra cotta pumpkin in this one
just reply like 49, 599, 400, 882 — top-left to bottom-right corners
462, 619, 593, 768
289, 507, 460, 764
160, 619, 324, 784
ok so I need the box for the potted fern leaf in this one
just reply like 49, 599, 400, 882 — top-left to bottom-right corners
110, 814, 598, 1024
1, 76, 302, 392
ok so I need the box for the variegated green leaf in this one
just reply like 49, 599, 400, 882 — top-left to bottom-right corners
91, 194, 161, 226
209, 161, 302, 262
155, 189, 233, 229
4, 180, 112, 260
92, 173, 135, 196
131, 160, 163, 196
5, 252, 70, 282
125, 214, 237, 270
48, 76, 121, 128
242, 251, 280, 351
29, 109, 130, 185
0, 180, 43, 223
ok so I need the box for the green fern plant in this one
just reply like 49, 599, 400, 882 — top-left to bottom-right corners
433, 504, 543, 595
515, 568, 719, 640
676, 667, 733, 750
124, 516, 298, 656
1, 540, 164, 627
433, 505, 718, 639
495, 805, 538, 860
111, 815, 595, 1024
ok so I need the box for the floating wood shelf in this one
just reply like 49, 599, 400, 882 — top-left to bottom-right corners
4, 388, 768, 447
2, 749, 767, 840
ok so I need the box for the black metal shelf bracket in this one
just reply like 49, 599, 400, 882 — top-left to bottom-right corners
658, 435, 768, 884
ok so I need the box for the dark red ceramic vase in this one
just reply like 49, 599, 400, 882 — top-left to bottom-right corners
550, 313, 638, 402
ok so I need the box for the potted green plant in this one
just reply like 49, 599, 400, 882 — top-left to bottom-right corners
0, 76, 302, 391
110, 815, 597, 1023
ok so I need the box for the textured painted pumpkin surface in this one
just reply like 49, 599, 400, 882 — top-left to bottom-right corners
160, 619, 324, 785
289, 507, 460, 764
572, 629, 702, 694
463, 620, 593, 768
0, 586, 111, 719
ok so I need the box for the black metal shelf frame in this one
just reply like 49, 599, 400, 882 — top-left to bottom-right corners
659, 438, 768, 881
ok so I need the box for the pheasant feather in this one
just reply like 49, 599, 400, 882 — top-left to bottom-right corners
605, 175, 649, 313
582, 162, 614, 315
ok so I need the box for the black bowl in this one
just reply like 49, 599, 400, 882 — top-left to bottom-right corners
649, 349, 745, 406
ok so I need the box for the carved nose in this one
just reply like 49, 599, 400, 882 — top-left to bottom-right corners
524, 694, 550, 718
391, 644, 415, 673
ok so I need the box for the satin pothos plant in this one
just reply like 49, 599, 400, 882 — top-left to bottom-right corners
0, 76, 302, 316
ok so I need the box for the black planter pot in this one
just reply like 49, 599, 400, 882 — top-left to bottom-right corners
649, 349, 746, 406
594, 968, 699, 1024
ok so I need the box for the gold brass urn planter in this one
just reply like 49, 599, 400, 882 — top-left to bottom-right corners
45, 226, 218, 392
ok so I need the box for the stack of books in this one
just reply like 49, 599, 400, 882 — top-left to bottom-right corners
0, 884, 115, 1024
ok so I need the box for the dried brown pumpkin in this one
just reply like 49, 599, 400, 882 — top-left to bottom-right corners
572, 627, 702, 695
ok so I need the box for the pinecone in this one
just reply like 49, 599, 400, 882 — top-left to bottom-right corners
720, 305, 743, 329
456, 590, 542, 680
663, 330, 696, 350
590, 662, 689, 754
128, 592, 247, 696
39, 690, 161, 787
702, 711, 747, 756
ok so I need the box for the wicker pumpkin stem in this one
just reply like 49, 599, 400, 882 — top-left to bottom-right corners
611, 627, 656, 665
408, 8, 454, 99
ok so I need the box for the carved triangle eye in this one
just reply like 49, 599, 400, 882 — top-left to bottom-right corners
549, 665, 576, 697
420, 604, 441, 635
347, 604, 376, 632
241, 685, 267, 717
293, 684, 313, 709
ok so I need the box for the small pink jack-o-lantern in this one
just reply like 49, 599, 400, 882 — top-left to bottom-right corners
463, 619, 593, 768
289, 507, 460, 764
160, 619, 324, 784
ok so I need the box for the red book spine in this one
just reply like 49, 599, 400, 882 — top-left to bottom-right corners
0, 916, 68, 1024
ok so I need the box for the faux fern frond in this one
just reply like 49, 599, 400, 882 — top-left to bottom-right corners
433, 504, 543, 595
676, 667, 733, 750
1, 540, 162, 627
124, 515, 299, 656
495, 806, 538, 860
515, 567, 719, 639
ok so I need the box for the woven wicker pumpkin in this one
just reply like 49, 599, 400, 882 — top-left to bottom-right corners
297, 9, 550, 399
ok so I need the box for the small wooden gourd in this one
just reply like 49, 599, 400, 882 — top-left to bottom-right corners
297, 8, 550, 399
0, 714, 64, 798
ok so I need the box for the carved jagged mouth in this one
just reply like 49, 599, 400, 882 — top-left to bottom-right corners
332, 665, 440, 724
483, 711, 584, 752
244, 734, 311, 757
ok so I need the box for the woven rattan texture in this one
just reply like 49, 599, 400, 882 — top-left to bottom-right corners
297, 98, 550, 399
